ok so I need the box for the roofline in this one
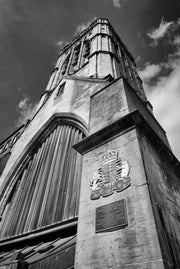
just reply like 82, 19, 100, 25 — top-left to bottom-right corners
0, 124, 25, 147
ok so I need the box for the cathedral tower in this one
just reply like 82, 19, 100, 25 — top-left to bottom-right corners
0, 18, 179, 268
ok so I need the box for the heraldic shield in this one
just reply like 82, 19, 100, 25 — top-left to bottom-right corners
90, 150, 130, 200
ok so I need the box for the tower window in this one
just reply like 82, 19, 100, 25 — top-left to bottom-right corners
114, 43, 120, 60
61, 51, 71, 75
69, 43, 81, 74
101, 25, 106, 33
56, 82, 65, 97
89, 30, 92, 37
83, 40, 90, 58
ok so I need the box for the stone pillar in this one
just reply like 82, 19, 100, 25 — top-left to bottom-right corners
74, 77, 165, 268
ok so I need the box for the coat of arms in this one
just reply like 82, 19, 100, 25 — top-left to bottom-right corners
90, 150, 130, 200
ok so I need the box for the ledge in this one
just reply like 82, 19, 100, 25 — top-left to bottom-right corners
64, 74, 108, 83
0, 218, 77, 251
74, 110, 180, 176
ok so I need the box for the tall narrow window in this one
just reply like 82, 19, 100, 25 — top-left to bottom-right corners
83, 40, 90, 58
80, 39, 91, 67
72, 43, 81, 66
61, 51, 71, 75
69, 43, 81, 74
56, 82, 65, 97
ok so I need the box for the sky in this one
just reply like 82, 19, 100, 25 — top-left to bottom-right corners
0, 0, 180, 160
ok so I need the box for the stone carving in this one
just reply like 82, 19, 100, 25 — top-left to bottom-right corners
90, 150, 130, 200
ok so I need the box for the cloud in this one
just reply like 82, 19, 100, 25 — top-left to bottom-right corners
56, 40, 68, 51
147, 17, 180, 46
113, 0, 121, 8
172, 35, 180, 46
56, 40, 64, 47
112, 0, 128, 8
148, 63, 180, 160
147, 17, 173, 43
113, 0, 128, 8
16, 95, 38, 126
139, 63, 162, 83
140, 34, 180, 160
74, 17, 97, 35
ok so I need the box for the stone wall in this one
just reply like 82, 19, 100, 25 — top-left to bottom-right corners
0, 77, 105, 190
89, 78, 129, 135
139, 132, 180, 268
75, 127, 164, 268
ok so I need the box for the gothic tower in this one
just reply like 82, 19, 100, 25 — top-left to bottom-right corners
0, 18, 179, 268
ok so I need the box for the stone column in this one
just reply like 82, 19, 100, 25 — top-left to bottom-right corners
74, 77, 165, 268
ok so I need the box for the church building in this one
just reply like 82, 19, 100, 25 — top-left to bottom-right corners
0, 18, 179, 268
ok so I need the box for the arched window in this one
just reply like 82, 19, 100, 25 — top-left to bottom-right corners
69, 43, 81, 74
83, 39, 90, 59
61, 51, 71, 75
0, 120, 84, 240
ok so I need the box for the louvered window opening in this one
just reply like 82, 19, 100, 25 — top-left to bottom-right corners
0, 123, 83, 240
60, 39, 91, 76
61, 52, 71, 75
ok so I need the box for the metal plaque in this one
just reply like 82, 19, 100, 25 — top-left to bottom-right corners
95, 199, 127, 233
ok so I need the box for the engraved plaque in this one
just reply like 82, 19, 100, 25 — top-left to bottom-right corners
95, 199, 127, 233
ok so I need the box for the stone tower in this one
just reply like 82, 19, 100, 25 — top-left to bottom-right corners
0, 18, 179, 268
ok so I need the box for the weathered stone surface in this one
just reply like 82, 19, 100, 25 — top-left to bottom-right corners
75, 129, 164, 268
89, 78, 129, 135
0, 77, 105, 189
139, 132, 180, 268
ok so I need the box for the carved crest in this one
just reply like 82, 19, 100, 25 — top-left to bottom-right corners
90, 150, 130, 200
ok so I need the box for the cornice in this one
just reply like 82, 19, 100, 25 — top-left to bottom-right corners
74, 110, 180, 177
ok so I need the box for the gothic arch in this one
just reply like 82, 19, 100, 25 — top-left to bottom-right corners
0, 113, 87, 240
